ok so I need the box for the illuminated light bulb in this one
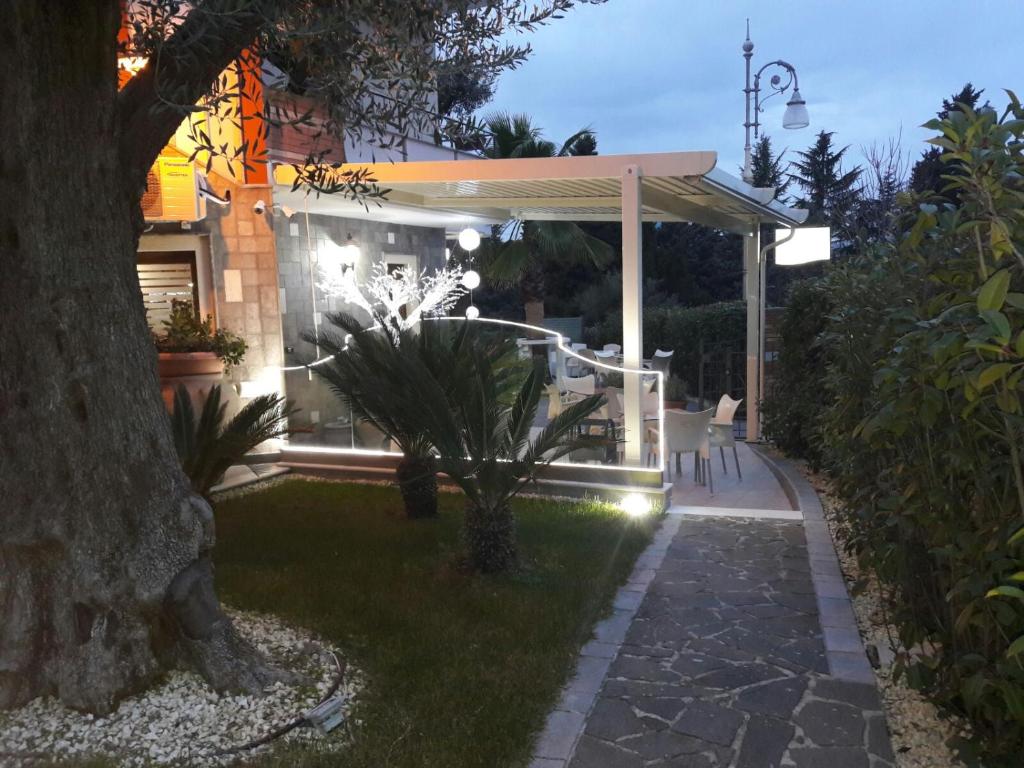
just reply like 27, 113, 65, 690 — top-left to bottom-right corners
618, 493, 650, 518
458, 227, 481, 252
461, 269, 481, 290
465, 305, 480, 320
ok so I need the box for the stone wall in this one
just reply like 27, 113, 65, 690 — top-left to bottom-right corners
273, 211, 446, 435
204, 179, 284, 392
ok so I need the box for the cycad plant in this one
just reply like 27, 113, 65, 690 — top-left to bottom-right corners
415, 342, 606, 573
307, 313, 523, 519
171, 384, 297, 500
481, 112, 613, 326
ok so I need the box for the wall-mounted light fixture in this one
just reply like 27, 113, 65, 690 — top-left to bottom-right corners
340, 232, 360, 265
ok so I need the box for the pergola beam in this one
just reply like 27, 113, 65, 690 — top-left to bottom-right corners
641, 183, 754, 236
423, 195, 622, 209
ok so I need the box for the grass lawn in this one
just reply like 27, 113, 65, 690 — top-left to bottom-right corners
212, 478, 656, 768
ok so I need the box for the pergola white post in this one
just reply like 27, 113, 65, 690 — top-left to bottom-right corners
621, 165, 644, 464
743, 224, 762, 442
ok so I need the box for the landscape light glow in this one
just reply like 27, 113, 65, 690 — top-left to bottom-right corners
461, 270, 481, 290
618, 493, 651, 518
465, 305, 480, 319
774, 226, 831, 266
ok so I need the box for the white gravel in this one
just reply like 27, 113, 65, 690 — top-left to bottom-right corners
802, 468, 969, 768
0, 610, 362, 766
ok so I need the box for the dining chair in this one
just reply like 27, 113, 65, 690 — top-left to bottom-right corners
650, 349, 674, 377
649, 408, 715, 491
564, 374, 596, 396
709, 394, 743, 478
602, 343, 622, 354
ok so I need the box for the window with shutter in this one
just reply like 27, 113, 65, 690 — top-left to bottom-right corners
137, 252, 200, 331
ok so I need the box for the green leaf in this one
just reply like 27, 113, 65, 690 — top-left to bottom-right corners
978, 269, 1011, 312
986, 585, 1024, 600
981, 309, 1011, 342
1009, 635, 1024, 657
977, 363, 1014, 390
1005, 293, 1024, 310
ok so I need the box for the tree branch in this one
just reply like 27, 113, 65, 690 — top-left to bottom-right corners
117, 1, 271, 193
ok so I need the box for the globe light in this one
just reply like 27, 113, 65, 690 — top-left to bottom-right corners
461, 269, 481, 290
465, 305, 480, 320
458, 227, 481, 252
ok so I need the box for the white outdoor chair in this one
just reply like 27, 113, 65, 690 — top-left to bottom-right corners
603, 343, 622, 354
614, 389, 660, 419
564, 374, 596, 396
576, 348, 598, 375
570, 342, 588, 352
709, 394, 743, 478
649, 408, 715, 491
649, 349, 674, 377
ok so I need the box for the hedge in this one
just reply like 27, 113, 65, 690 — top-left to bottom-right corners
763, 100, 1024, 765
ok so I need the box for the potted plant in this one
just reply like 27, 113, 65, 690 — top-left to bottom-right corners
662, 375, 688, 411
153, 299, 246, 379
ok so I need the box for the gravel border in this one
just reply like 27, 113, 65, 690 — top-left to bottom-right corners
0, 610, 362, 766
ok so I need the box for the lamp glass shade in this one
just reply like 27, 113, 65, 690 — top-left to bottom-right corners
782, 89, 809, 129
465, 305, 480, 320
461, 269, 481, 290
458, 227, 481, 251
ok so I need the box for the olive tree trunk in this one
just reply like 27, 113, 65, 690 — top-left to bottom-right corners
0, 2, 277, 714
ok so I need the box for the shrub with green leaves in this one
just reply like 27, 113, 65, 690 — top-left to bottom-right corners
765, 93, 1024, 765
588, 301, 745, 392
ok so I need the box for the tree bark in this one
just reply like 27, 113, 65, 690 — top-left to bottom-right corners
464, 503, 517, 574
395, 456, 438, 519
0, 2, 278, 714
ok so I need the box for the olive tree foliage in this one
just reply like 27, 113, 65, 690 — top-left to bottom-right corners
0, 0, 601, 717
120, 0, 604, 197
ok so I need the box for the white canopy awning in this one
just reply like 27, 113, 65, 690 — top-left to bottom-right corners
273, 150, 807, 461
273, 151, 807, 235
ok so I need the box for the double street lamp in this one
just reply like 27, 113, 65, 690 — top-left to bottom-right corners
741, 21, 809, 184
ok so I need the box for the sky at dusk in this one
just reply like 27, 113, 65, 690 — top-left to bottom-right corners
488, 0, 1024, 178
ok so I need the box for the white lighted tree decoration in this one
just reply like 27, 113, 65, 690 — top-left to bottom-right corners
318, 260, 467, 338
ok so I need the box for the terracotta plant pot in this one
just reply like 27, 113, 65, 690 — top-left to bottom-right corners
157, 352, 225, 410
157, 352, 225, 378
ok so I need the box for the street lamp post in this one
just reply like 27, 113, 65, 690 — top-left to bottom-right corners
742, 20, 809, 184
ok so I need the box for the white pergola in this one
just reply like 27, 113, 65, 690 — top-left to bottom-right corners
274, 151, 808, 465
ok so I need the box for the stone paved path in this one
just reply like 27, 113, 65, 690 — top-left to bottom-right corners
566, 517, 894, 768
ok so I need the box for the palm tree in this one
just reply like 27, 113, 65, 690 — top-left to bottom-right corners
171, 384, 297, 500
412, 337, 606, 573
481, 112, 614, 327
305, 313, 524, 519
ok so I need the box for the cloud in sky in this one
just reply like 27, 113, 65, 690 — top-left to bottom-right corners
488, 0, 1023, 178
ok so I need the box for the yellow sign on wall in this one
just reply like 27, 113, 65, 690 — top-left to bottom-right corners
141, 155, 201, 222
